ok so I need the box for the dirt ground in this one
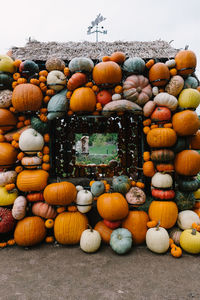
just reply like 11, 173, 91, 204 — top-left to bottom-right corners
0, 243, 199, 300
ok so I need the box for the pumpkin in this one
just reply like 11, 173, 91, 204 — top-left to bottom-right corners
102, 99, 142, 116
110, 51, 126, 64
0, 207, 15, 233
174, 150, 200, 176
153, 92, 178, 111
103, 220, 121, 229
54, 210, 88, 245
0, 142, 18, 168
19, 60, 39, 78
143, 101, 156, 117
146, 224, 169, 254
92, 61, 122, 85
45, 57, 65, 71
12, 83, 43, 111
190, 130, 200, 150
68, 57, 94, 73
32, 202, 57, 219
112, 175, 131, 194
178, 88, 200, 109
97, 193, 129, 221
47, 70, 66, 91
175, 191, 196, 211
45, 219, 54, 229
44, 181, 77, 206
80, 226, 101, 253
26, 192, 44, 202
125, 187, 146, 205
12, 196, 27, 220
0, 108, 17, 132
148, 201, 178, 229
177, 210, 200, 230
76, 189, 93, 213
122, 75, 152, 106
123, 57, 145, 74
151, 189, 175, 200
47, 88, 68, 120
175, 50, 197, 76
67, 72, 87, 91
70, 87, 96, 112
16, 170, 49, 192
31, 117, 49, 134
0, 170, 17, 186
177, 177, 200, 192
122, 210, 149, 245
112, 93, 122, 101
171, 136, 190, 153
184, 76, 198, 89
143, 161, 156, 177
147, 128, 177, 148
97, 90, 112, 105
19, 128, 44, 155
165, 59, 176, 68
169, 227, 182, 246
0, 90, 12, 108
149, 63, 170, 86
151, 172, 173, 189
180, 228, 200, 254
21, 156, 42, 169
0, 72, 13, 90
165, 75, 184, 96
94, 221, 113, 244
110, 228, 132, 255
151, 106, 171, 123
14, 216, 46, 247
76, 185, 84, 192
156, 163, 174, 172
91, 181, 105, 197
151, 149, 174, 162
0, 55, 15, 73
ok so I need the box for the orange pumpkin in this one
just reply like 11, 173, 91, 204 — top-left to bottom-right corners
94, 220, 113, 244
149, 63, 170, 86
0, 142, 18, 168
148, 201, 178, 229
174, 150, 200, 176
92, 61, 122, 85
143, 161, 156, 177
175, 50, 197, 76
172, 110, 199, 136
67, 72, 87, 91
54, 211, 88, 245
122, 210, 149, 245
16, 170, 49, 192
190, 130, 200, 150
147, 128, 177, 148
69, 87, 96, 112
12, 83, 43, 111
97, 193, 129, 221
110, 51, 126, 64
14, 216, 46, 246
43, 181, 77, 206
0, 109, 17, 132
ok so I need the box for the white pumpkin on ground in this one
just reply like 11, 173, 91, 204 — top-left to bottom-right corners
19, 128, 44, 155
47, 70, 66, 91
153, 92, 178, 111
12, 196, 27, 220
146, 224, 169, 254
0, 171, 17, 186
151, 172, 173, 189
177, 210, 200, 230
80, 226, 101, 253
76, 189, 93, 213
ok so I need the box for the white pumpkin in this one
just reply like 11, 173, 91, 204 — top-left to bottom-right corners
0, 90, 12, 108
76, 185, 84, 192
47, 70, 66, 91
0, 171, 17, 186
154, 92, 178, 111
165, 59, 176, 68
12, 196, 27, 220
19, 128, 44, 154
152, 86, 159, 96
165, 75, 184, 96
112, 93, 122, 101
177, 210, 200, 230
151, 172, 173, 189
21, 156, 42, 169
80, 227, 101, 253
76, 189, 93, 213
146, 225, 169, 254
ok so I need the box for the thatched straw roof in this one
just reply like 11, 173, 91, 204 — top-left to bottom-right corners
11, 40, 178, 61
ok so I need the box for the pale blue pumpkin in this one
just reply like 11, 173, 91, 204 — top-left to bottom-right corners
184, 76, 198, 89
91, 181, 105, 197
112, 175, 131, 194
69, 57, 94, 73
123, 57, 145, 74
47, 89, 68, 120
110, 228, 132, 254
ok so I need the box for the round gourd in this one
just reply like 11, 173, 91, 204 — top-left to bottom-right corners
0, 171, 17, 186
47, 70, 66, 91
0, 72, 13, 90
32, 202, 57, 219
44, 181, 77, 206
76, 189, 93, 213
21, 156, 42, 169
190, 130, 200, 150
149, 63, 170, 86
151, 189, 175, 200
67, 72, 87, 91
184, 76, 198, 89
165, 75, 184, 96
151, 172, 173, 189
19, 128, 44, 155
169, 227, 182, 246
16, 170, 49, 192
123, 57, 145, 74
175, 191, 195, 211
112, 175, 131, 194
0, 55, 16, 73
174, 150, 200, 176
19, 60, 39, 78
45, 57, 65, 71
93, 61, 122, 85
175, 50, 196, 76
150, 106, 171, 123
0, 187, 18, 206
70, 87, 96, 112
165, 59, 176, 68
0, 90, 12, 108
0, 207, 15, 233
112, 93, 122, 101
68, 57, 94, 73
30, 117, 49, 134
146, 225, 169, 254
178, 88, 200, 109
94, 221, 113, 244
177, 177, 200, 192
177, 210, 200, 230
172, 110, 200, 136
151, 149, 175, 162
91, 181, 105, 197
0, 142, 18, 168
47, 88, 68, 120
110, 228, 132, 255
153, 92, 178, 111
80, 227, 101, 253
143, 161, 156, 177
147, 128, 177, 148
180, 229, 200, 254
0, 108, 17, 132
125, 187, 146, 205
12, 196, 27, 220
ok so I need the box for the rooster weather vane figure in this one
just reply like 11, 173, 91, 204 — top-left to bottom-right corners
87, 13, 107, 42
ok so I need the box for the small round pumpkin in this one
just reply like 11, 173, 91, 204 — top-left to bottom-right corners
0, 142, 18, 168
151, 172, 173, 189
92, 61, 122, 85
149, 63, 170, 86
76, 189, 93, 213
44, 181, 77, 206
177, 210, 200, 230
70, 87, 96, 112
174, 150, 200, 176
180, 228, 200, 254
123, 57, 145, 74
125, 187, 146, 205
175, 50, 197, 76
112, 175, 131, 194
91, 181, 105, 197
94, 221, 113, 244
146, 225, 169, 254
110, 228, 132, 255
80, 226, 101, 253
68, 57, 94, 73
47, 71, 66, 91
45, 57, 65, 71
0, 108, 17, 132
178, 88, 200, 109
151, 106, 171, 123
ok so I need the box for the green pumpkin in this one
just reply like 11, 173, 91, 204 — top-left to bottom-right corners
0, 72, 13, 90
112, 175, 131, 194
110, 228, 132, 254
123, 57, 145, 74
171, 137, 189, 153
91, 181, 105, 197
175, 191, 195, 211
31, 117, 49, 134
151, 149, 174, 162
177, 177, 200, 192
184, 76, 198, 89
68, 57, 94, 73
47, 89, 68, 120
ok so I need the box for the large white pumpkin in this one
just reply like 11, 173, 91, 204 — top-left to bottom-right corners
76, 189, 93, 213
47, 70, 66, 91
146, 225, 169, 254
177, 210, 200, 230
151, 172, 173, 189
12, 196, 27, 220
19, 128, 44, 154
80, 227, 101, 253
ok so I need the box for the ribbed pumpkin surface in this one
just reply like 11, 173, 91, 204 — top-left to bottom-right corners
44, 182, 77, 206
147, 128, 177, 148
70, 87, 96, 112
0, 142, 18, 167
93, 61, 122, 85
0, 109, 17, 132
54, 211, 88, 245
16, 170, 49, 192
172, 110, 200, 136
174, 150, 200, 176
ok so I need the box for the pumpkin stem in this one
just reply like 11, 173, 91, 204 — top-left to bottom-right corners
192, 228, 197, 235
156, 220, 160, 231
88, 224, 93, 232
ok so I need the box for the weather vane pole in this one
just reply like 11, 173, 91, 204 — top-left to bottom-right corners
87, 13, 107, 42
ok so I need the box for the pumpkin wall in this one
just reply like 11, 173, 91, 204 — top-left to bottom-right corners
0, 50, 200, 256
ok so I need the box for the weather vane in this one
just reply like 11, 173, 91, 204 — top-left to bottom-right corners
87, 13, 107, 42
